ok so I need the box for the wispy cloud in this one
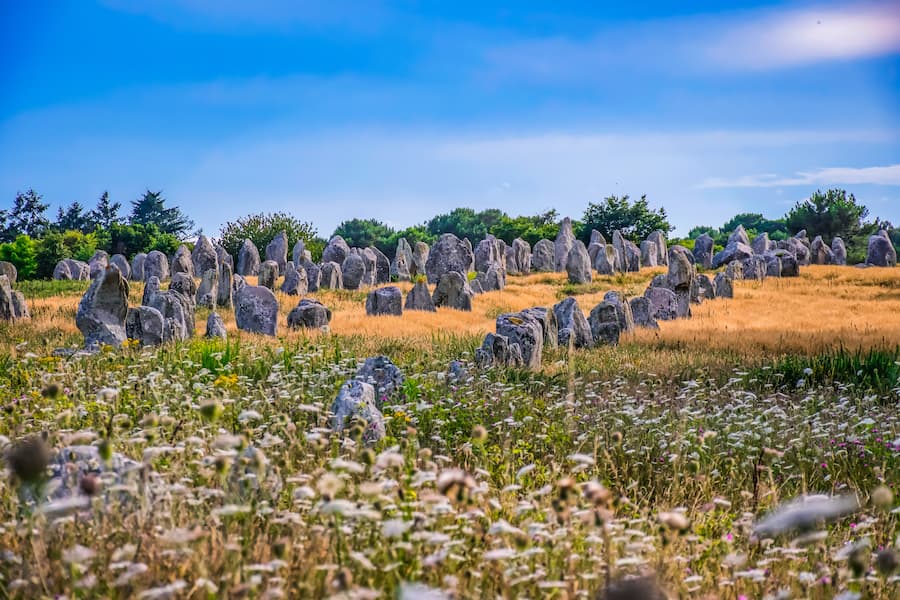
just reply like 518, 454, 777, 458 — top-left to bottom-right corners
698, 164, 900, 188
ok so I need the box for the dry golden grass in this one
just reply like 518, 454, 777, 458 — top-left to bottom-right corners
5, 265, 899, 362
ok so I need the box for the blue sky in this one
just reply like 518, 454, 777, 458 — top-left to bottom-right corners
1, 0, 898, 237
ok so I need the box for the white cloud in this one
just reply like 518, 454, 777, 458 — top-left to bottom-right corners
698, 164, 900, 188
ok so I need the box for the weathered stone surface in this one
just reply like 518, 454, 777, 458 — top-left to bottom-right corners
411, 242, 429, 278
474, 263, 506, 292
214, 243, 233, 272
354, 356, 405, 406
170, 245, 194, 278
469, 277, 484, 295
741, 256, 767, 281
258, 260, 279, 291
365, 286, 403, 316
205, 312, 227, 339
530, 239, 555, 272
392, 238, 412, 280
234, 285, 278, 336
751, 232, 771, 255
233, 274, 246, 293
644, 286, 679, 321
475, 333, 524, 369
425, 233, 475, 284
505, 238, 531, 275
624, 239, 642, 271
125, 305, 165, 346
88, 250, 109, 279
195, 268, 219, 309
611, 230, 627, 272
237, 239, 261, 276
712, 241, 754, 269
41, 445, 143, 503
667, 246, 694, 290
109, 254, 130, 279
463, 237, 475, 271
144, 286, 194, 342
319, 261, 343, 289
566, 240, 592, 284
603, 291, 634, 332
128, 255, 142, 282
475, 235, 505, 274
265, 231, 289, 274
141, 276, 160, 306
696, 273, 716, 300
866, 231, 897, 267
554, 217, 576, 271
629, 296, 658, 329
0, 261, 16, 284
217, 262, 233, 309
674, 289, 692, 318
322, 235, 351, 266
331, 380, 385, 444
649, 274, 669, 289
520, 306, 558, 350
589, 229, 606, 246
495, 311, 545, 369
763, 254, 782, 277
287, 298, 332, 330
432, 271, 474, 311
299, 257, 321, 292
693, 233, 715, 269
170, 271, 197, 301
143, 250, 169, 282
52, 260, 73, 280
280, 261, 308, 296
354, 247, 378, 287
593, 244, 617, 275
76, 267, 129, 347
191, 235, 219, 277
713, 272, 733, 298
647, 230, 668, 265
728, 224, 751, 247
372, 246, 391, 284
0, 275, 28, 321
640, 240, 658, 267
553, 297, 593, 349
810, 235, 834, 265
292, 240, 306, 267
725, 260, 743, 280
831, 237, 847, 266
341, 253, 367, 290
689, 274, 703, 304
588, 301, 620, 346
404, 281, 435, 311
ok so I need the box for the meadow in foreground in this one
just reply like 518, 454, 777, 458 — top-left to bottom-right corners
0, 266, 898, 598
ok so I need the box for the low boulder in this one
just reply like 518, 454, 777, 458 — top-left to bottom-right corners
143, 250, 169, 282
495, 310, 545, 369
644, 286, 679, 321
205, 312, 227, 339
588, 301, 620, 345
713, 272, 733, 298
404, 280, 436, 311
341, 253, 367, 290
287, 298, 332, 330
76, 267, 129, 347
237, 239, 261, 276
553, 297, 593, 349
331, 380, 385, 444
866, 231, 897, 267
280, 261, 308, 296
712, 241, 754, 269
629, 296, 658, 329
475, 332, 524, 369
432, 271, 474, 311
125, 305, 165, 346
110, 254, 131, 279
319, 261, 343, 289
693, 233, 715, 269
234, 285, 278, 336
354, 355, 405, 406
365, 286, 403, 316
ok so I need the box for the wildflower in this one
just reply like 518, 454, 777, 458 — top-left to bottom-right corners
471, 425, 488, 443
659, 511, 691, 533
875, 548, 898, 575
752, 494, 860, 538
436, 469, 476, 503
5, 434, 50, 484
871, 486, 894, 510
79, 474, 101, 497
316, 473, 343, 500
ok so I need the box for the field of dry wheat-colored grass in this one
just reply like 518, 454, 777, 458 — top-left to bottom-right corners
4, 265, 899, 362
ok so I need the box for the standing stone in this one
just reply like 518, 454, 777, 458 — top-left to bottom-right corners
712, 240, 754, 269
667, 246, 694, 291
764, 254, 782, 277
234, 285, 278, 336
354, 356, 405, 404
108, 254, 130, 279
629, 297, 658, 329
647, 230, 668, 266
205, 312, 227, 339
866, 231, 897, 267
728, 225, 751, 247
287, 298, 332, 330
292, 240, 306, 266
713, 272, 733, 298
372, 247, 391, 284
432, 271, 475, 311
425, 234, 475, 284
67, 259, 90, 280
392, 238, 413, 281
87, 250, 108, 279
696, 273, 717, 300
320, 261, 343, 289
475, 235, 505, 275
751, 232, 771, 255
566, 241, 592, 284
725, 260, 743, 280
404, 281, 436, 312
411, 242, 429, 279
475, 332, 524, 369
170, 245, 194, 278
741, 256, 767, 281
603, 291, 634, 333
299, 257, 321, 292
831, 237, 847, 266
588, 301, 620, 346
322, 235, 351, 266
0, 261, 17, 284
353, 247, 378, 287
519, 306, 557, 349
611, 231, 627, 272
214, 243, 233, 272
810, 235, 834, 265
693, 234, 715, 269
593, 244, 617, 275
493, 312, 544, 369
473, 263, 506, 292
530, 239, 555, 272
76, 267, 129, 347
463, 238, 475, 271
144, 250, 169, 282
125, 305, 165, 346
554, 217, 576, 271
623, 240, 641, 272
265, 231, 289, 275
233, 274, 246, 293
341, 253, 367, 290
191, 235, 219, 277
365, 286, 403, 316
237, 239, 261, 276
258, 260, 279, 291
280, 261, 308, 296
644, 286, 679, 321
131, 253, 146, 281
142, 276, 160, 307
0, 275, 29, 321
53, 260, 73, 280
196, 268, 219, 309
506, 238, 531, 275
640, 240, 658, 267
589, 230, 606, 246
217, 262, 233, 309
553, 297, 593, 349
169, 273, 198, 313
330, 380, 385, 444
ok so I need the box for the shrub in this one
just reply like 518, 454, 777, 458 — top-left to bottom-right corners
218, 212, 319, 262
0, 234, 37, 279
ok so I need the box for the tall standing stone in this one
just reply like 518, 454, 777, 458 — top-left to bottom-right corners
425, 233, 475, 284
196, 268, 219, 309
192, 235, 219, 276
341, 253, 367, 290
299, 257, 321, 292
280, 261, 308, 296
554, 217, 575, 272
265, 231, 289, 275
531, 239, 555, 272
810, 236, 834, 265
751, 232, 771, 255
170, 245, 194, 278
640, 240, 658, 267
0, 261, 17, 284
866, 231, 897, 266
292, 240, 306, 267
237, 239, 261, 276
831, 237, 847, 266
411, 242, 429, 279
0, 275, 29, 322
76, 267, 129, 347
404, 281, 435, 311
217, 262, 233, 309
647, 230, 668, 266
320, 262, 343, 289
566, 241, 592, 284
214, 243, 233, 272
109, 254, 131, 279
392, 238, 413, 281
234, 285, 278, 336
693, 233, 714, 269
131, 253, 146, 281
372, 246, 391, 284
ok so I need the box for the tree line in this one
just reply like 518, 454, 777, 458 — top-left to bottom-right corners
1, 187, 897, 280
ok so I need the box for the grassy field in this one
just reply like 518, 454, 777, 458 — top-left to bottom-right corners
0, 265, 898, 598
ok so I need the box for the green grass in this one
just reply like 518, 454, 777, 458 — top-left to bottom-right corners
16, 278, 91, 298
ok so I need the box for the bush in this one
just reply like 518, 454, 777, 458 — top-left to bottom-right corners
582, 195, 671, 243
218, 213, 319, 262
0, 235, 38, 279
95, 223, 179, 259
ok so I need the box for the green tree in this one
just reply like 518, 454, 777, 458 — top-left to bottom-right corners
3, 189, 50, 241
721, 213, 787, 238
129, 190, 194, 238
217, 212, 319, 262
426, 208, 498, 242
95, 222, 179, 258
582, 194, 671, 243
333, 218, 396, 254
61, 230, 98, 261
0, 235, 38, 279
490, 210, 562, 246
55, 201, 93, 233
35, 231, 68, 278
89, 191, 122, 229
784, 189, 878, 262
